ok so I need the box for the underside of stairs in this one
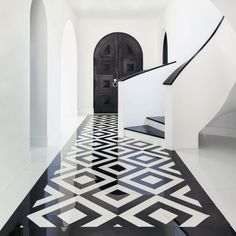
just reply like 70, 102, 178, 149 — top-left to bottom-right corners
124, 116, 165, 146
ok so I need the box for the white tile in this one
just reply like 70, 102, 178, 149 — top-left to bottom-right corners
58, 208, 86, 224
137, 155, 153, 162
177, 147, 236, 230
90, 142, 102, 147
73, 176, 94, 185
133, 142, 148, 147
82, 155, 99, 162
149, 208, 177, 224
142, 175, 162, 185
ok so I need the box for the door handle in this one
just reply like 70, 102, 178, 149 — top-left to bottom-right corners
113, 79, 118, 88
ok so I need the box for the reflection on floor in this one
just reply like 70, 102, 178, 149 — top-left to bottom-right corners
0, 116, 86, 233
1, 115, 236, 236
178, 134, 236, 232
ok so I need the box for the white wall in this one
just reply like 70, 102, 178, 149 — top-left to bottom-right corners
165, 19, 236, 149
61, 21, 78, 133
161, 0, 222, 64
0, 0, 77, 193
176, 0, 222, 63
43, 0, 78, 146
30, 0, 48, 147
76, 16, 164, 115
0, 0, 31, 192
210, 0, 236, 32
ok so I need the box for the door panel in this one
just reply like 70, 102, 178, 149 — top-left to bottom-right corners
118, 33, 143, 78
94, 33, 143, 113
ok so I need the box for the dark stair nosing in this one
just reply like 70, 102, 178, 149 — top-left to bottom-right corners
147, 116, 165, 125
125, 125, 165, 139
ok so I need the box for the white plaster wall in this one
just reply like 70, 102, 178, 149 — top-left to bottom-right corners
176, 0, 222, 63
210, 0, 236, 32
165, 19, 236, 149
160, 0, 222, 66
43, 0, 78, 146
0, 0, 77, 193
76, 16, 163, 115
61, 21, 78, 133
0, 0, 31, 191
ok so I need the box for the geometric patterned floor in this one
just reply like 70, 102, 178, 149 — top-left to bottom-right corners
2, 115, 236, 236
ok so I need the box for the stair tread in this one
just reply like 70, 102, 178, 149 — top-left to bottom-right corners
125, 125, 165, 139
147, 116, 165, 125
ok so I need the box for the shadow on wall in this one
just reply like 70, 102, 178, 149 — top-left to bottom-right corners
200, 82, 236, 147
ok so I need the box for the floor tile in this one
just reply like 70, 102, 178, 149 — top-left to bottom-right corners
1, 114, 236, 236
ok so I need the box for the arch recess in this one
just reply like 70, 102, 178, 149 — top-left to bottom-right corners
30, 0, 48, 147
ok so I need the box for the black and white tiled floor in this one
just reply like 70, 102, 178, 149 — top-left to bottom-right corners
2, 114, 236, 236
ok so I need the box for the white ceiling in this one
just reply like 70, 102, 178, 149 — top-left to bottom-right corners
69, 0, 170, 17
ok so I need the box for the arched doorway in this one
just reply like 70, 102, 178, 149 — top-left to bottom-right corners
163, 32, 168, 64
30, 0, 47, 147
94, 33, 143, 113
60, 21, 78, 133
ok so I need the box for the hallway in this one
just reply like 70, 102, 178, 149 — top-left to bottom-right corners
2, 0, 236, 235
2, 115, 235, 236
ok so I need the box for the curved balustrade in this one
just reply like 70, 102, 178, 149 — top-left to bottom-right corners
163, 16, 224, 86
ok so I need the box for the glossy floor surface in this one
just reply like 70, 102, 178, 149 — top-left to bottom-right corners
1, 115, 236, 236
178, 134, 236, 232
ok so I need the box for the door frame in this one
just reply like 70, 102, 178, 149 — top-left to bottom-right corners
93, 32, 143, 113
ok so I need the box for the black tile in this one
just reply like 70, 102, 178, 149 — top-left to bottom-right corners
125, 125, 165, 139
110, 164, 126, 172
107, 189, 129, 201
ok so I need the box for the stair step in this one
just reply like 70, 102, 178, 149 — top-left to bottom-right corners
147, 116, 165, 125
145, 116, 165, 131
125, 125, 165, 139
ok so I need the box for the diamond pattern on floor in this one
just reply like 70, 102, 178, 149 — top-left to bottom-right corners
3, 114, 236, 236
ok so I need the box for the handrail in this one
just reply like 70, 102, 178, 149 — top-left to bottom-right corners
119, 61, 177, 82
163, 16, 224, 86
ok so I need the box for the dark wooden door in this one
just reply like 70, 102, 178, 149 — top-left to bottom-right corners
94, 33, 143, 113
